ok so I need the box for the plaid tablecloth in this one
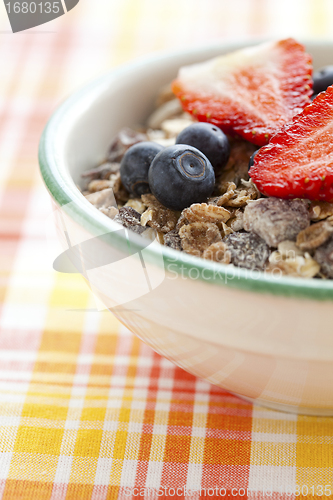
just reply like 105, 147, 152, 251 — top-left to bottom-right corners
1, 1, 333, 498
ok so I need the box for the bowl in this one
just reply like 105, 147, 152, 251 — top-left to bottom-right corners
39, 40, 333, 416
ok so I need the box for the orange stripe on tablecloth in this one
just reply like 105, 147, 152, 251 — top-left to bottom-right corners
2, 480, 53, 500
65, 483, 94, 500
200, 389, 253, 498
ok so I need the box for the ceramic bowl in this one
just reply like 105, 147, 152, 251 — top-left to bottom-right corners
39, 40, 333, 415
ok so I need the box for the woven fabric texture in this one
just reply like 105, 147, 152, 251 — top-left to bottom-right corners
0, 1, 333, 498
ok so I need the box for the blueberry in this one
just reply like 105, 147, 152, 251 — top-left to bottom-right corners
175, 122, 230, 173
148, 145, 215, 211
248, 149, 261, 172
120, 141, 164, 197
313, 65, 333, 95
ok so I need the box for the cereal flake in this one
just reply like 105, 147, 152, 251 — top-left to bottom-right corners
203, 242, 231, 264
141, 194, 179, 233
179, 222, 222, 256
296, 221, 333, 251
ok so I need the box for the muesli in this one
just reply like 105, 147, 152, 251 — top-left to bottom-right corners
80, 38, 333, 280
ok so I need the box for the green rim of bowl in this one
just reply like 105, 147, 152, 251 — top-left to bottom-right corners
39, 42, 333, 302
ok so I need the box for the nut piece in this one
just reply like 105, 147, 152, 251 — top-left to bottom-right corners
124, 198, 147, 214
85, 188, 117, 209
224, 180, 260, 208
309, 201, 333, 221
163, 230, 182, 251
268, 250, 320, 278
296, 221, 333, 251
141, 194, 179, 233
224, 232, 270, 270
114, 206, 146, 235
203, 242, 231, 264
182, 203, 231, 224
179, 222, 222, 257
219, 222, 234, 238
99, 206, 118, 219
244, 198, 310, 247
277, 240, 303, 258
314, 236, 333, 278
88, 179, 114, 193
209, 182, 236, 206
227, 209, 244, 231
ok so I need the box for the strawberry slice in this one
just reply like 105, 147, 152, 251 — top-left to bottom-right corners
249, 86, 333, 202
172, 39, 312, 146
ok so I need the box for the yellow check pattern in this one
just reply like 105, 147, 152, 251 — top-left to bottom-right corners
0, 1, 333, 498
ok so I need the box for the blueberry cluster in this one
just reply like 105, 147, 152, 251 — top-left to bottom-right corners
120, 122, 230, 211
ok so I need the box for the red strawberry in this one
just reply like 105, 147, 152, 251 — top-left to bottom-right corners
172, 39, 312, 146
249, 86, 333, 202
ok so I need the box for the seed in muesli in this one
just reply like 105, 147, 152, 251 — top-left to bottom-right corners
148, 144, 215, 211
